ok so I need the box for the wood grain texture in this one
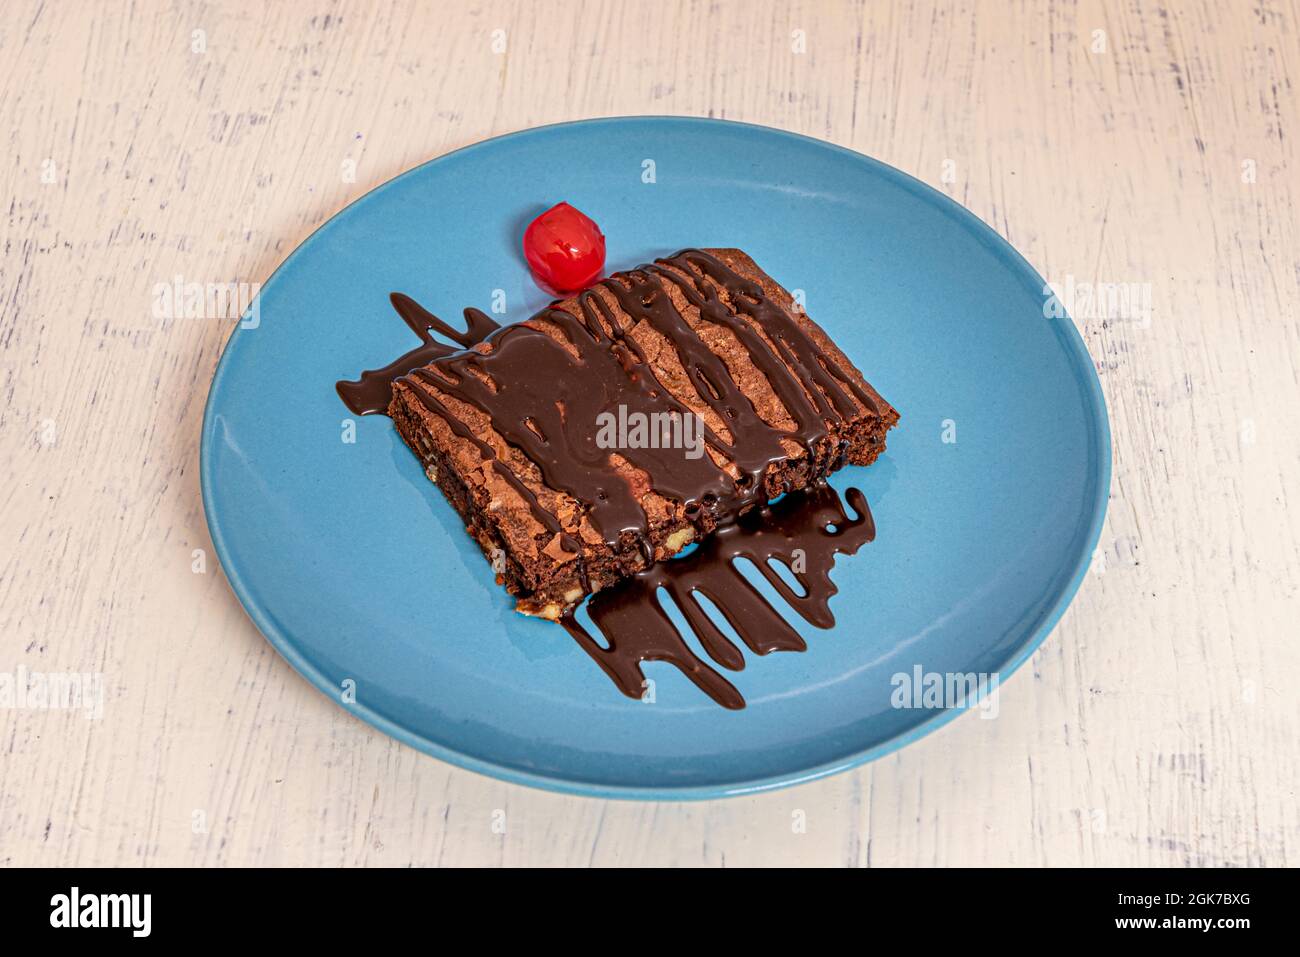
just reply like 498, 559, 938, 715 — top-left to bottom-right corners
1, 0, 1297, 867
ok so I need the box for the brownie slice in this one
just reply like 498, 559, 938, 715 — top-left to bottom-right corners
387, 248, 899, 618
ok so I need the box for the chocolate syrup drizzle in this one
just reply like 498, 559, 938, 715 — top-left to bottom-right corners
563, 481, 874, 710
337, 250, 880, 707
336, 292, 501, 415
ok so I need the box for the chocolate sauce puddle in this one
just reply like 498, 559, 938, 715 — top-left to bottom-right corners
561, 481, 873, 709
336, 251, 881, 708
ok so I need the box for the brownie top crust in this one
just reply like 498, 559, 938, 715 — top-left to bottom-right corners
388, 249, 894, 574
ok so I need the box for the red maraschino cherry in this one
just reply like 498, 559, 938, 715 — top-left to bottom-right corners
523, 202, 606, 295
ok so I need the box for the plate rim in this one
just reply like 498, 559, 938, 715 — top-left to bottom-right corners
200, 115, 1112, 800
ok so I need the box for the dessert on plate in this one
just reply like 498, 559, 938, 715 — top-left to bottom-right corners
358, 247, 897, 618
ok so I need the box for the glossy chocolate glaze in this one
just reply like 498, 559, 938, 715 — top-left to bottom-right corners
340, 251, 874, 549
336, 293, 500, 415
562, 481, 874, 709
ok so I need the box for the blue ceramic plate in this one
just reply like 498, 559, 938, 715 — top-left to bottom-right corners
201, 117, 1109, 799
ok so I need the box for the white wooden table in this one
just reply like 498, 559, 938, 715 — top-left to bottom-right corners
2, 0, 1296, 867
